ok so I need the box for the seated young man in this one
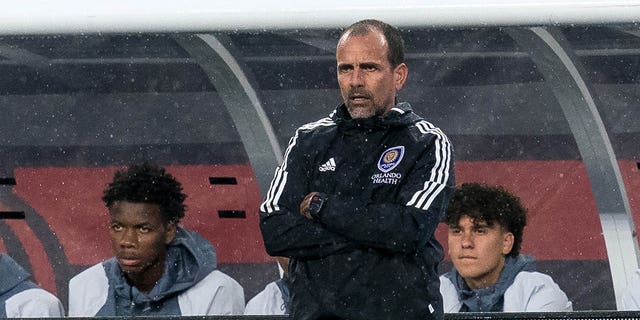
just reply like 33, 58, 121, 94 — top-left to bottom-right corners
244, 257, 290, 315
68, 163, 244, 316
0, 253, 64, 317
440, 182, 573, 312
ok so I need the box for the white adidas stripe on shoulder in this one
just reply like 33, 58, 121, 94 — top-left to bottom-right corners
406, 120, 453, 211
415, 120, 452, 144
300, 117, 335, 130
261, 117, 335, 213
389, 107, 406, 114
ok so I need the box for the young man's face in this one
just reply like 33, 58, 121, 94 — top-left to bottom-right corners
336, 30, 407, 119
109, 201, 176, 289
447, 215, 514, 289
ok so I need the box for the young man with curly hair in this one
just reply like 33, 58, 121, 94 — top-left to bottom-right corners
68, 163, 244, 316
440, 182, 572, 312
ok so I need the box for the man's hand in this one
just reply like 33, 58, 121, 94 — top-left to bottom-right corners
299, 192, 318, 219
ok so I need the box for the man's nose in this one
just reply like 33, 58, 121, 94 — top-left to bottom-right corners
460, 232, 474, 248
349, 68, 364, 87
119, 229, 137, 248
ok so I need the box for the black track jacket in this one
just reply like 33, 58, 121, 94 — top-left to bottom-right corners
260, 102, 455, 320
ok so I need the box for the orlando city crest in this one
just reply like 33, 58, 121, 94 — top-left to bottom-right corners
377, 146, 405, 173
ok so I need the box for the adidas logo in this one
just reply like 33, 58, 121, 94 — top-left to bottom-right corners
319, 157, 336, 172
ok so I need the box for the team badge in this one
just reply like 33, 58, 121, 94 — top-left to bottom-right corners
377, 146, 404, 173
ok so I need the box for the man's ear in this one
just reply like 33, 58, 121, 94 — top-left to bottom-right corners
394, 63, 408, 91
502, 232, 515, 255
165, 222, 177, 245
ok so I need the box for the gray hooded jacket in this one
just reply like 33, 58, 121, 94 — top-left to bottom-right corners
0, 254, 64, 317
440, 254, 573, 312
69, 227, 244, 316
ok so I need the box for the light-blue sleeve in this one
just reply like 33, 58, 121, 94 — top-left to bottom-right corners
178, 270, 245, 315
504, 271, 573, 312
68, 263, 109, 316
5, 288, 64, 317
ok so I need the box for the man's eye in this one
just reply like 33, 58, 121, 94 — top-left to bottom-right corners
110, 224, 122, 231
139, 226, 151, 233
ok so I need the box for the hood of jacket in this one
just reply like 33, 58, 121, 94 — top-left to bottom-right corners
0, 254, 31, 295
445, 254, 536, 312
331, 102, 422, 132
108, 227, 217, 305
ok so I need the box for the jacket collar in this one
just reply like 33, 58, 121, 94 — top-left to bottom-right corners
446, 254, 537, 312
331, 102, 416, 130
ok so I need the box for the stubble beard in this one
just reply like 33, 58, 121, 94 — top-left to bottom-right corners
346, 101, 387, 119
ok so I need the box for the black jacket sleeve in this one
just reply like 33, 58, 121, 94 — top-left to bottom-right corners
259, 130, 352, 259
